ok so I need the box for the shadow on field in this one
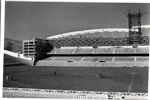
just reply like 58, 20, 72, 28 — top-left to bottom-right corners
4, 63, 25, 67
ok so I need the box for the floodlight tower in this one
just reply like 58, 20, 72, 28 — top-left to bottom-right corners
127, 10, 143, 44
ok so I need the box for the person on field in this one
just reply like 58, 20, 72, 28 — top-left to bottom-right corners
96, 73, 104, 79
54, 71, 57, 75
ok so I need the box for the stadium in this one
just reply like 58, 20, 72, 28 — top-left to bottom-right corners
3, 10, 149, 100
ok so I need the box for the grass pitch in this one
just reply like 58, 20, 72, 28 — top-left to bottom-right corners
3, 65, 148, 93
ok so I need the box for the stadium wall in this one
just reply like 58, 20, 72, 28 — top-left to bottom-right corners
36, 60, 148, 67
4, 50, 34, 66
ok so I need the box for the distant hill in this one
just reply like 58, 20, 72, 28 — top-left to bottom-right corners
4, 54, 23, 66
4, 38, 22, 52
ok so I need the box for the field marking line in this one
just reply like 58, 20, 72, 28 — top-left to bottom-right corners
128, 68, 136, 92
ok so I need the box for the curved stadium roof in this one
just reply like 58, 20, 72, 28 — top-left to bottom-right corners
47, 25, 150, 39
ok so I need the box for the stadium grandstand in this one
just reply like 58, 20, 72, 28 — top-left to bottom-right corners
3, 11, 149, 99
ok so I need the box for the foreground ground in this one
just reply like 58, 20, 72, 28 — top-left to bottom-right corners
3, 65, 148, 93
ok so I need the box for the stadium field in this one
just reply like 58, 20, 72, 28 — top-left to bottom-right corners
3, 65, 148, 93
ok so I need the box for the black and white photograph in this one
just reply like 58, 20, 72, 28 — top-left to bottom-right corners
2, 1, 150, 99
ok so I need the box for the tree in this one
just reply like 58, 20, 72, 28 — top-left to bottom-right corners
5, 41, 14, 51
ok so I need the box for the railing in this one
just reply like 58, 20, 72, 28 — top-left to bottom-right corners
4, 50, 32, 60
3, 87, 148, 99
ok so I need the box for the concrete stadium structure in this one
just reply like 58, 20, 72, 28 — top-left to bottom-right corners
21, 26, 149, 66
3, 26, 149, 99
3, 11, 149, 99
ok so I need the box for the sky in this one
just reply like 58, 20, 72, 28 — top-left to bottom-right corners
5, 2, 150, 41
